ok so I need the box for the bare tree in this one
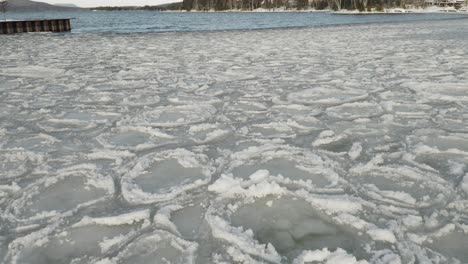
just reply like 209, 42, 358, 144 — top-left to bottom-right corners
333, 0, 342, 9
0, 0, 8, 21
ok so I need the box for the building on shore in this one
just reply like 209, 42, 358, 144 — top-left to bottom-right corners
424, 0, 465, 8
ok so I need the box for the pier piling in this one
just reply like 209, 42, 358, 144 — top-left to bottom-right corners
0, 18, 71, 34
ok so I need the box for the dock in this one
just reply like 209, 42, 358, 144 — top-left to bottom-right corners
1, 18, 71, 34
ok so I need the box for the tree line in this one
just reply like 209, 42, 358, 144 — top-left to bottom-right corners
89, 0, 430, 12
181, 0, 427, 11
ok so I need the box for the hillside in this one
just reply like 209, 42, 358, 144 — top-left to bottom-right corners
54, 3, 81, 8
7, 0, 83, 12
91, 2, 183, 11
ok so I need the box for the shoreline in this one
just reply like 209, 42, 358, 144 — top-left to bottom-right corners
84, 5, 468, 14
10, 7, 467, 15
333, 11, 468, 15
152, 8, 468, 14
333, 6, 468, 15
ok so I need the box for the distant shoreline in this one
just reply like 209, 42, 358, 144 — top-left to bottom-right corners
87, 8, 468, 14
5, 0, 467, 14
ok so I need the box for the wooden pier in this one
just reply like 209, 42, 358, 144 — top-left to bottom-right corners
1, 18, 71, 34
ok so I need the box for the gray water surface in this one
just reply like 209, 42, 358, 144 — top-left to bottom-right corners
5, 11, 468, 33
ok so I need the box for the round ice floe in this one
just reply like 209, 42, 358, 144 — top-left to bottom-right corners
268, 104, 324, 130
3, 133, 60, 153
350, 159, 451, 208
129, 104, 216, 128
287, 87, 368, 106
121, 93, 160, 107
187, 123, 231, 144
7, 164, 114, 223
326, 102, 383, 120
7, 210, 150, 264
246, 119, 314, 139
225, 101, 268, 113
207, 174, 398, 262
246, 122, 297, 139
206, 186, 369, 263
226, 144, 342, 191
380, 101, 432, 118
38, 110, 118, 133
228, 197, 358, 257
402, 81, 468, 102
0, 150, 44, 180
121, 149, 214, 205
271, 104, 321, 117
75, 91, 125, 106
98, 230, 198, 264
20, 97, 57, 109
97, 126, 175, 151
330, 122, 394, 150
168, 93, 221, 105
312, 130, 354, 153
222, 100, 269, 123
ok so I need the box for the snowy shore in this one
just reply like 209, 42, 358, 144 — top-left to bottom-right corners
334, 6, 468, 14
1, 19, 468, 264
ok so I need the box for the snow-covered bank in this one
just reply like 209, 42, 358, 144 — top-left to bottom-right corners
165, 8, 330, 12
1, 19, 468, 263
334, 5, 468, 14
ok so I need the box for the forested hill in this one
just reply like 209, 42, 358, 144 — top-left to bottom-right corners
91, 2, 183, 11
7, 0, 83, 12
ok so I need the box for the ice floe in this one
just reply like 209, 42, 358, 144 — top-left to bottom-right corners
5, 164, 114, 224
97, 126, 175, 151
121, 149, 215, 205
96, 230, 198, 264
6, 210, 150, 264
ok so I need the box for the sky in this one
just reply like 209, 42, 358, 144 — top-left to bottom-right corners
42, 0, 176, 8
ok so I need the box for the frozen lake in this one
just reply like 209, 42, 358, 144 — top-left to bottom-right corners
1, 17, 468, 264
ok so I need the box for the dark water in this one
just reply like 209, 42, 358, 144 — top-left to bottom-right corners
5, 11, 468, 33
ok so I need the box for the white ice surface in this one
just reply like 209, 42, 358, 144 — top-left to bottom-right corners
1, 19, 468, 264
